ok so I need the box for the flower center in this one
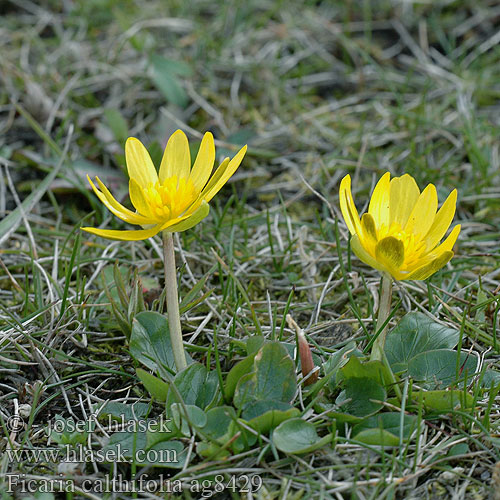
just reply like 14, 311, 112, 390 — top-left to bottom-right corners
144, 176, 198, 220
378, 222, 426, 266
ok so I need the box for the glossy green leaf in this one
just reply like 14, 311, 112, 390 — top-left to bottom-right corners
136, 368, 169, 401
102, 431, 186, 468
323, 342, 358, 391
415, 389, 474, 411
352, 412, 418, 445
247, 406, 300, 434
354, 429, 400, 446
481, 369, 500, 389
408, 349, 478, 389
233, 341, 297, 413
202, 406, 237, 440
246, 336, 265, 355
385, 312, 460, 373
335, 377, 386, 418
96, 401, 150, 421
242, 400, 292, 420
225, 354, 257, 400
130, 312, 192, 376
447, 442, 469, 457
273, 418, 332, 454
170, 403, 207, 436
166, 363, 219, 410
338, 355, 393, 387
197, 406, 256, 457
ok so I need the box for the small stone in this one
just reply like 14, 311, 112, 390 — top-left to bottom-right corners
18, 404, 32, 419
440, 467, 464, 482
58, 461, 84, 475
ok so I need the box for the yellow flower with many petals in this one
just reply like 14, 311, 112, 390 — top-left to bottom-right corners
82, 130, 247, 241
339, 172, 460, 281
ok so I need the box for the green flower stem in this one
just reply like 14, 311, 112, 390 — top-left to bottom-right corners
370, 272, 402, 400
370, 272, 393, 362
162, 231, 187, 372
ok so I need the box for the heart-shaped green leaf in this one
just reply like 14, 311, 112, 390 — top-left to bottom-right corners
323, 342, 359, 391
352, 412, 418, 445
385, 312, 460, 373
338, 355, 393, 387
481, 369, 500, 388
335, 377, 386, 418
241, 400, 292, 420
246, 336, 265, 355
233, 342, 297, 415
197, 406, 256, 457
273, 418, 332, 454
225, 354, 257, 400
96, 401, 150, 422
166, 363, 219, 410
247, 406, 300, 434
170, 403, 207, 436
414, 389, 474, 411
130, 312, 193, 377
136, 368, 169, 401
408, 349, 478, 389
102, 431, 186, 468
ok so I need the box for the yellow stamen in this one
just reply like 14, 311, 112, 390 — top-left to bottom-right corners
144, 176, 198, 222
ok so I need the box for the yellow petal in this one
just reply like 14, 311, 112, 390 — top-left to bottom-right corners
404, 184, 438, 238
389, 174, 420, 227
405, 224, 460, 273
159, 129, 191, 183
361, 213, 377, 241
129, 178, 156, 219
199, 157, 229, 198
189, 132, 215, 193
165, 201, 210, 232
403, 250, 454, 280
125, 137, 158, 188
368, 172, 391, 229
424, 189, 457, 251
428, 224, 461, 255
200, 145, 247, 202
81, 223, 164, 241
339, 174, 363, 236
375, 236, 405, 275
350, 234, 385, 272
90, 176, 153, 226
156, 202, 205, 232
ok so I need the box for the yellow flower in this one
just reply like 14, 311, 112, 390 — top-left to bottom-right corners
82, 130, 247, 241
339, 172, 460, 280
